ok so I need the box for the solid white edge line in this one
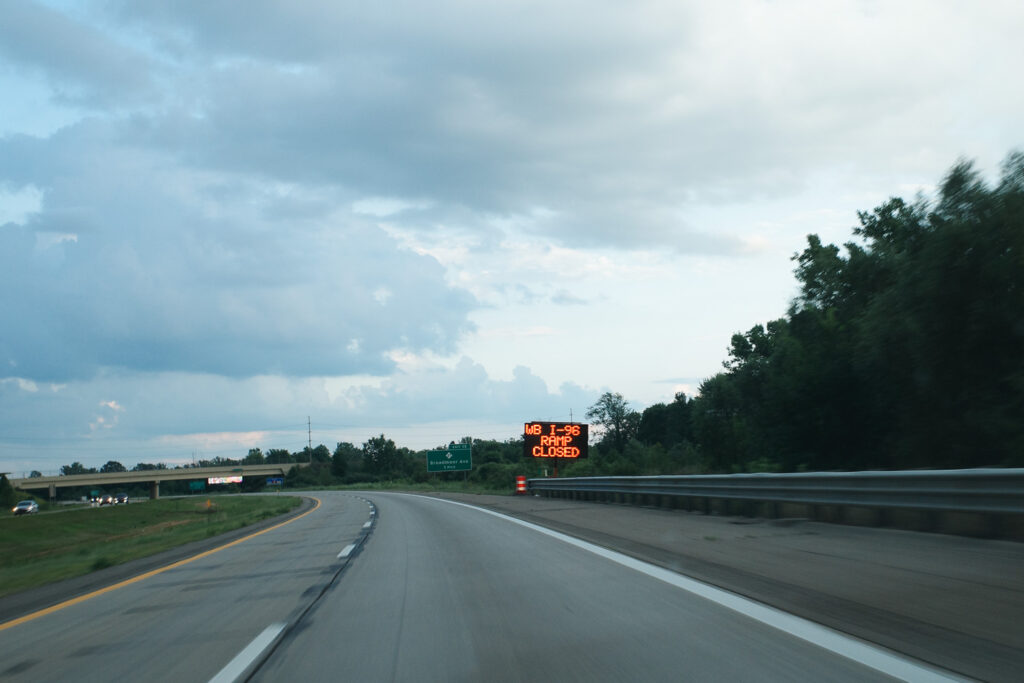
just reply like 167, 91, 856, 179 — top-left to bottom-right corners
362, 520, 372, 528
407, 494, 965, 683
208, 622, 286, 683
337, 543, 356, 559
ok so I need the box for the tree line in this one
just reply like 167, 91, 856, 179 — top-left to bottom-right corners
572, 153, 1024, 475
43, 436, 534, 498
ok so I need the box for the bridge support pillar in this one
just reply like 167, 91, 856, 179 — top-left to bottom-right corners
48, 483, 56, 501
150, 480, 160, 500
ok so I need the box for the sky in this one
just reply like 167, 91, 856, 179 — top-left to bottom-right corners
1, 0, 1022, 475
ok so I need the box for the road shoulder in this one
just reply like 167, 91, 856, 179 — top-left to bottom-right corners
0, 495, 315, 624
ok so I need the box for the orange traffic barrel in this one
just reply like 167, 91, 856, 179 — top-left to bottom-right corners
515, 475, 527, 494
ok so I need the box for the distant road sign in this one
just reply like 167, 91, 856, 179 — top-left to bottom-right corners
427, 443, 472, 472
266, 477, 284, 486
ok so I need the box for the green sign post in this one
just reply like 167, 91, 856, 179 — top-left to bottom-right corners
427, 443, 472, 472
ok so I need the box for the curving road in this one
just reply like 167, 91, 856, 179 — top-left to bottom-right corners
1, 492, 963, 682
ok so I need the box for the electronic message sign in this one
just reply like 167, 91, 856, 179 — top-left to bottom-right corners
523, 421, 588, 459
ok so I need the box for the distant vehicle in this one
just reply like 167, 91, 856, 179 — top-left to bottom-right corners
12, 500, 39, 515
114, 493, 129, 504
99, 494, 114, 505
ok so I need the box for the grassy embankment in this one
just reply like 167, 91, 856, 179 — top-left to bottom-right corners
0, 495, 301, 598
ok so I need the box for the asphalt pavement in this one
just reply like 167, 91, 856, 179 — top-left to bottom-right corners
1, 490, 1017, 682
0, 493, 372, 682
254, 492, 914, 682
421, 491, 1024, 682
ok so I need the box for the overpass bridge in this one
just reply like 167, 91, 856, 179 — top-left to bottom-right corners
10, 463, 304, 500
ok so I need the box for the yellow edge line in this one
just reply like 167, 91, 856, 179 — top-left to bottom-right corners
0, 495, 322, 632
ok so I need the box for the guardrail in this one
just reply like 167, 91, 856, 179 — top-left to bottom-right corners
527, 469, 1024, 539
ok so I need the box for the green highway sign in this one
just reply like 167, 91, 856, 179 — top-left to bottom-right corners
427, 443, 472, 472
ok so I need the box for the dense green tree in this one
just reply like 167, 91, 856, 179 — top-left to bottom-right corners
0, 475, 17, 507
682, 152, 1024, 472
310, 444, 331, 464
196, 456, 240, 468
286, 461, 334, 488
244, 448, 265, 465
586, 392, 640, 453
265, 449, 293, 464
60, 462, 96, 475
363, 434, 402, 478
637, 392, 693, 449
332, 442, 359, 478
689, 374, 751, 472
850, 157, 1024, 467
100, 460, 127, 473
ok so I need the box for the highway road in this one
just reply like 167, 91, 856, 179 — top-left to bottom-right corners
0, 492, 964, 682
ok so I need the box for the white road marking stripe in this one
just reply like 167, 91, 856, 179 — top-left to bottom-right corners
208, 622, 285, 683
412, 495, 965, 683
362, 520, 372, 528
337, 543, 356, 559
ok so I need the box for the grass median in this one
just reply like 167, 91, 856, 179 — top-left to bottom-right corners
0, 495, 301, 598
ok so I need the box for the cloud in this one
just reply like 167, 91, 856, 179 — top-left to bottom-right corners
0, 358, 600, 469
90, 399, 123, 431
0, 119, 477, 382
83, 2, 760, 251
9, 1, 1023, 262
157, 430, 270, 451
0, 0, 155, 106
551, 290, 588, 306
343, 357, 595, 424
0, 377, 39, 393
0, 184, 44, 225
90, 0, 1023, 254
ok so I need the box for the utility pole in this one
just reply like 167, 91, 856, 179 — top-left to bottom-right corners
307, 416, 312, 462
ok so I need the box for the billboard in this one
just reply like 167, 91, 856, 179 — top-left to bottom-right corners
523, 422, 589, 459
207, 475, 243, 484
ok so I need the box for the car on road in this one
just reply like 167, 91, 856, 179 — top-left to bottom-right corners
12, 500, 39, 515
99, 494, 114, 505
115, 493, 129, 504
